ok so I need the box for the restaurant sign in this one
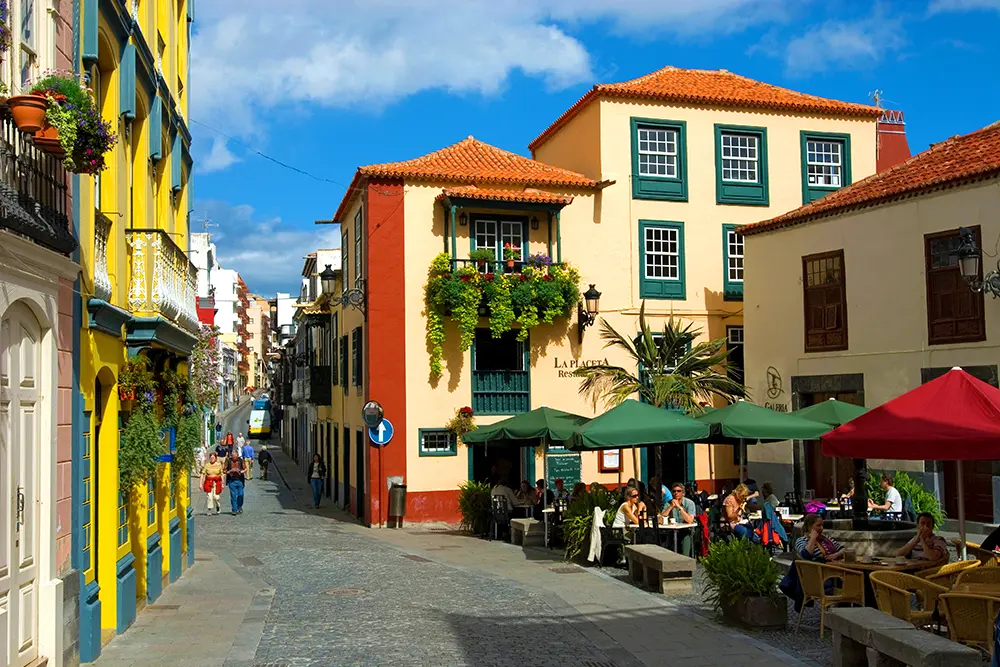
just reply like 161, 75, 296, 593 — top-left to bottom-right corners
554, 357, 609, 378
764, 366, 789, 411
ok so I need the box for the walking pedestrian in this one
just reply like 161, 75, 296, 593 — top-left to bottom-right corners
242, 439, 255, 479
236, 432, 246, 449
307, 453, 327, 508
200, 453, 224, 515
257, 445, 272, 480
225, 449, 247, 515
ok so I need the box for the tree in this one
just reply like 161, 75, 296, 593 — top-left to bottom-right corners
572, 302, 747, 474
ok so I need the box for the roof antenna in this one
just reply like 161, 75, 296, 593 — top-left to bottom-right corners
870, 89, 883, 109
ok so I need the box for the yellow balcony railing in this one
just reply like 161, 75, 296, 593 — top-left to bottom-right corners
126, 228, 199, 333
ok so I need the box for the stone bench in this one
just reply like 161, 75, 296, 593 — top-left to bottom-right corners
825, 607, 980, 667
510, 518, 543, 547
623, 544, 695, 595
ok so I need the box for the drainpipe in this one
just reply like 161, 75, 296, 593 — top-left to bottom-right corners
555, 210, 562, 264
546, 212, 553, 258
450, 205, 457, 260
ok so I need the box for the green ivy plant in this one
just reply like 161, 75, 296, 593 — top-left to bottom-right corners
119, 403, 164, 492
43, 97, 78, 156
468, 248, 496, 265
173, 411, 201, 479
424, 253, 581, 377
457, 480, 493, 535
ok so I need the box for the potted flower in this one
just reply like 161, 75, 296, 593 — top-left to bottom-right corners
118, 357, 155, 410
702, 539, 787, 630
468, 248, 495, 271
503, 243, 521, 269
445, 406, 476, 439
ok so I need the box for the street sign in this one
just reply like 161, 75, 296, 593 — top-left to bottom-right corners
362, 401, 384, 430
368, 418, 394, 447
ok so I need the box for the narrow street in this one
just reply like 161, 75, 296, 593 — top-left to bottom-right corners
88, 432, 814, 667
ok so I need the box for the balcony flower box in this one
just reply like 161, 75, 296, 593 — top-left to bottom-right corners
7, 93, 48, 134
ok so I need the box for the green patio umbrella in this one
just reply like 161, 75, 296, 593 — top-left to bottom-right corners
567, 399, 710, 451
463, 406, 591, 446
695, 400, 831, 481
792, 398, 868, 495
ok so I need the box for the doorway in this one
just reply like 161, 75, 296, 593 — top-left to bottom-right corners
343, 427, 350, 510
802, 391, 860, 499
0, 303, 41, 666
355, 429, 365, 522
325, 422, 332, 499
332, 426, 340, 503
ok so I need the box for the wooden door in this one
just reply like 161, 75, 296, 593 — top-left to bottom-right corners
943, 460, 994, 523
0, 304, 40, 667
804, 391, 860, 499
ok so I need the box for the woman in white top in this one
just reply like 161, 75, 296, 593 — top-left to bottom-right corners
612, 487, 642, 528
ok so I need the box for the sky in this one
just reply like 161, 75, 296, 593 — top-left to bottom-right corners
188, 0, 1000, 297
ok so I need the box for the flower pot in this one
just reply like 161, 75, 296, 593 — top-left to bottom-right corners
7, 94, 48, 134
477, 261, 487, 271
118, 387, 135, 402
721, 595, 787, 630
33, 123, 65, 157
506, 259, 515, 269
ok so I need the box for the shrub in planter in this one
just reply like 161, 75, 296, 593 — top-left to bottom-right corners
702, 538, 786, 630
457, 480, 492, 535
562, 486, 617, 561
119, 403, 163, 491
468, 248, 495, 268
118, 356, 156, 406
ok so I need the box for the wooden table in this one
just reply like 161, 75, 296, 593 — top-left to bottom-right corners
839, 558, 943, 607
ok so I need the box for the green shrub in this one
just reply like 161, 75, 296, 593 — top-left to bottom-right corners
120, 404, 163, 492
864, 469, 946, 529
701, 539, 781, 611
562, 487, 617, 561
173, 412, 201, 479
457, 480, 492, 535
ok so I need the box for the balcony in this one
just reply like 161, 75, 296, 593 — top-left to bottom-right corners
304, 366, 332, 406
93, 213, 113, 301
472, 370, 529, 414
450, 258, 567, 274
125, 228, 200, 354
0, 111, 76, 254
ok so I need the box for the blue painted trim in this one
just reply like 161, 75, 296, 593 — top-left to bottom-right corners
99, 0, 130, 42
82, 0, 98, 67
87, 298, 129, 337
149, 96, 163, 160
145, 537, 163, 603
171, 130, 182, 191
640, 447, 649, 482
467, 445, 475, 481
169, 518, 182, 583
119, 43, 136, 119
186, 507, 194, 567
115, 552, 137, 634
78, 577, 102, 662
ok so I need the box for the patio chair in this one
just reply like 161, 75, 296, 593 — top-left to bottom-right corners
966, 544, 1000, 568
794, 560, 866, 638
870, 571, 947, 629
784, 492, 804, 515
488, 496, 511, 542
918, 559, 980, 588
956, 567, 1000, 587
598, 526, 626, 567
938, 593, 1000, 656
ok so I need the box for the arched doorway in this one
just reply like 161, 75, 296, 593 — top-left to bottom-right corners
0, 301, 41, 666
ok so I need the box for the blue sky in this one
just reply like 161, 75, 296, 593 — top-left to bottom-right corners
189, 0, 1000, 297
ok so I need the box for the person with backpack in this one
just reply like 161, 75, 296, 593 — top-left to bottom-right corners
225, 449, 247, 515
257, 446, 272, 481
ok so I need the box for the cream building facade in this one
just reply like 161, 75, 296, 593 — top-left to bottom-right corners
742, 121, 1000, 523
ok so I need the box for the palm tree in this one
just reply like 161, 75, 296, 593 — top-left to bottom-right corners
573, 303, 747, 472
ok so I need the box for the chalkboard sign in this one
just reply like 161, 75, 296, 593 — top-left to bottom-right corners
546, 453, 581, 490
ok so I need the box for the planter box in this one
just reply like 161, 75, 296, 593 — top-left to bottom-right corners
722, 595, 787, 630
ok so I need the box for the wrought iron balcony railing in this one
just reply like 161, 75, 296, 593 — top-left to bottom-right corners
450, 258, 567, 274
93, 213, 113, 301
0, 111, 76, 254
126, 228, 199, 333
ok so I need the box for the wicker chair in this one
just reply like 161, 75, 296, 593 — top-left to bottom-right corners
956, 567, 1000, 587
794, 560, 866, 638
918, 559, 980, 588
939, 593, 1000, 655
951, 539, 999, 567
869, 571, 947, 628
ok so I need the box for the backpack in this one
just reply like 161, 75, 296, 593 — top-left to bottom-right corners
902, 495, 916, 523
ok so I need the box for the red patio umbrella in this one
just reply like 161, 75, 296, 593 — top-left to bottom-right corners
823, 367, 1000, 553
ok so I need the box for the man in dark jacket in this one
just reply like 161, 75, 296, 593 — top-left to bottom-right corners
257, 446, 273, 481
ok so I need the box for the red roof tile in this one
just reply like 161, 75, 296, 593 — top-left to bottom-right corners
435, 185, 574, 206
743, 121, 1000, 236
529, 66, 880, 151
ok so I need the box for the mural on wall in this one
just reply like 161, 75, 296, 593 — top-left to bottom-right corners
764, 366, 789, 412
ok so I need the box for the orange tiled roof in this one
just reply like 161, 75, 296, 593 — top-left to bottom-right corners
529, 67, 881, 151
435, 185, 574, 206
743, 121, 1000, 236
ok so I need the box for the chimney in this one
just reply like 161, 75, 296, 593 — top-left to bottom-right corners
877, 109, 911, 172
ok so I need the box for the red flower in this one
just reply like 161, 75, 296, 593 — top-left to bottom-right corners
543, 275, 553, 281
485, 273, 495, 281
460, 406, 474, 415
520, 274, 528, 282
460, 275, 471, 282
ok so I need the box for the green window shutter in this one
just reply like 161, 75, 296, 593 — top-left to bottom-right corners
149, 96, 163, 161
340, 335, 348, 390
638, 220, 685, 300
341, 228, 349, 286
722, 224, 744, 301
120, 44, 136, 119
352, 327, 362, 386
330, 314, 338, 380
171, 131, 182, 192
800, 131, 853, 204
417, 429, 457, 457
82, 0, 98, 66
715, 124, 769, 206
631, 117, 688, 202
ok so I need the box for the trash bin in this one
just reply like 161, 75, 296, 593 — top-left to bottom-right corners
389, 483, 407, 518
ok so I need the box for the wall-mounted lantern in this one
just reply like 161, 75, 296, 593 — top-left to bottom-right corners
577, 284, 602, 344
319, 264, 337, 295
458, 212, 468, 226
956, 227, 1000, 297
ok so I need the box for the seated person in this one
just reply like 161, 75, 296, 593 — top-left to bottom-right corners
490, 480, 518, 508
868, 474, 903, 518
660, 481, 696, 524
723, 484, 753, 540
612, 487, 642, 528
761, 482, 781, 511
796, 513, 845, 562
535, 479, 554, 506
896, 512, 948, 562
840, 478, 855, 503
516, 480, 537, 506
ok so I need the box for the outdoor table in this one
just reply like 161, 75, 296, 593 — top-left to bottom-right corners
839, 558, 943, 607
512, 504, 535, 519
954, 583, 1000, 596
657, 521, 697, 554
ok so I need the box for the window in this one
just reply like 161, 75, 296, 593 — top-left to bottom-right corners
19, 0, 36, 89
726, 326, 744, 384
723, 225, 744, 301
351, 327, 362, 388
418, 428, 457, 457
472, 329, 529, 414
715, 125, 769, 206
471, 215, 525, 268
339, 335, 348, 390
331, 313, 339, 383
630, 118, 687, 201
639, 220, 685, 299
354, 208, 363, 286
801, 132, 852, 204
81, 421, 93, 573
925, 228, 985, 345
802, 250, 848, 352
341, 227, 349, 288
169, 474, 176, 510
117, 491, 128, 547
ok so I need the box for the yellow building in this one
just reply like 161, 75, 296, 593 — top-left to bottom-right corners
76, 0, 195, 659
742, 121, 1000, 524
316, 66, 882, 525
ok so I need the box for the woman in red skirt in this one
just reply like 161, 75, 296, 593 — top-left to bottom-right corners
200, 453, 225, 515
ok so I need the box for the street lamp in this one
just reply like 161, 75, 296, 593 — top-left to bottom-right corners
319, 264, 337, 295
577, 284, 601, 344
955, 227, 1000, 297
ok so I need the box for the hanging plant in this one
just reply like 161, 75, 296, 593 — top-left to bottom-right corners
482, 273, 515, 339
468, 248, 495, 270
160, 367, 189, 428
172, 411, 201, 480
119, 403, 163, 491
445, 406, 477, 440
190, 325, 221, 410
118, 356, 156, 403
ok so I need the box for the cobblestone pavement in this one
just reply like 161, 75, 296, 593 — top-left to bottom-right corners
93, 442, 818, 667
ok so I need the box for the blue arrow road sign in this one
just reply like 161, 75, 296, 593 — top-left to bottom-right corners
368, 418, 394, 447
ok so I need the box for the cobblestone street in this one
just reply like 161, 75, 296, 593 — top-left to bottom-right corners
92, 442, 818, 667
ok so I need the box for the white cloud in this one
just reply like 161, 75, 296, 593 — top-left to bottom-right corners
929, 0, 1000, 12
198, 136, 241, 173
190, 0, 798, 146
783, 13, 906, 77
198, 200, 339, 297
